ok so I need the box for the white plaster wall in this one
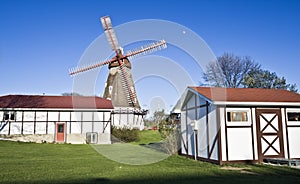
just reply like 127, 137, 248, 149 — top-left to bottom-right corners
70, 122, 81, 134
208, 107, 219, 160
187, 94, 196, 109
227, 128, 253, 161
104, 112, 111, 121
181, 110, 187, 155
197, 116, 207, 158
48, 112, 59, 121
22, 123, 34, 134
111, 113, 143, 130
281, 108, 288, 159
187, 109, 196, 156
48, 122, 55, 134
16, 112, 22, 121
66, 134, 86, 144
10, 122, 22, 134
82, 121, 93, 133
60, 112, 70, 121
94, 121, 103, 133
287, 127, 300, 158
24, 111, 35, 121
71, 112, 82, 121
94, 112, 103, 121
35, 122, 47, 134
196, 107, 219, 160
285, 108, 300, 158
196, 95, 207, 107
0, 110, 112, 144
36, 112, 47, 121
82, 112, 93, 121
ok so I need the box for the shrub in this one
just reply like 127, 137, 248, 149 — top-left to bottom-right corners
111, 126, 140, 143
158, 120, 180, 155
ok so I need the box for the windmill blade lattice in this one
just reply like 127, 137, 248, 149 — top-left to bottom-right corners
69, 16, 167, 108
101, 16, 120, 52
69, 40, 167, 76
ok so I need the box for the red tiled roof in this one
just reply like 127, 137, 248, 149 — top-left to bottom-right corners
190, 87, 300, 103
0, 95, 113, 109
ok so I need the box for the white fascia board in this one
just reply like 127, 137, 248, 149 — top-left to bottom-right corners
188, 88, 214, 103
214, 101, 300, 107
171, 88, 214, 113
170, 89, 189, 113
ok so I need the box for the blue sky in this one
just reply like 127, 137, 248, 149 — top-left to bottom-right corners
0, 0, 299, 113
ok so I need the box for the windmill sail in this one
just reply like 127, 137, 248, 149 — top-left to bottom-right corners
69, 16, 167, 109
101, 16, 120, 52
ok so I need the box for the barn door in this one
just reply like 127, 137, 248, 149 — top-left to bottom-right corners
56, 122, 66, 143
256, 109, 284, 162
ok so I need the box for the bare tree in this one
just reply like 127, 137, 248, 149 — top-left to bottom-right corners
203, 53, 260, 88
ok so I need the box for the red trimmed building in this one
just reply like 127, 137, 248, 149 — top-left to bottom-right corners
173, 87, 300, 164
0, 95, 113, 144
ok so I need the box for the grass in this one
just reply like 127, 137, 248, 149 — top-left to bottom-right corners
132, 130, 163, 145
0, 132, 300, 184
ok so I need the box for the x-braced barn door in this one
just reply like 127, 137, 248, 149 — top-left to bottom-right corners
256, 109, 284, 162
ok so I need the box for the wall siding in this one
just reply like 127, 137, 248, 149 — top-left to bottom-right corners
286, 108, 300, 158
180, 92, 219, 162
0, 109, 112, 144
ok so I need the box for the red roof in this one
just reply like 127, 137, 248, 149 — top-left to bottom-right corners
0, 95, 113, 109
190, 87, 300, 103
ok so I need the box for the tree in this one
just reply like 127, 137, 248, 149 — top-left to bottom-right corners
203, 53, 298, 92
203, 53, 260, 88
243, 68, 298, 92
152, 110, 166, 125
148, 110, 180, 155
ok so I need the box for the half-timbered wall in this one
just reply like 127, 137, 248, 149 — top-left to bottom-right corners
178, 88, 300, 164
219, 107, 258, 163
0, 109, 112, 144
111, 108, 145, 130
180, 91, 219, 163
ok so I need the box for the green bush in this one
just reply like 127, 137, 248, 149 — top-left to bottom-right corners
111, 126, 140, 143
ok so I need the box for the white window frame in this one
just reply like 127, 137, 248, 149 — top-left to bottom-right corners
286, 109, 300, 126
226, 108, 251, 126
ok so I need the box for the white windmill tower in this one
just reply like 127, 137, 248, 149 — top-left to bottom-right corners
69, 16, 167, 129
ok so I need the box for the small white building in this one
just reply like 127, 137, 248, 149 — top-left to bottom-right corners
111, 107, 146, 130
0, 95, 113, 144
173, 87, 300, 164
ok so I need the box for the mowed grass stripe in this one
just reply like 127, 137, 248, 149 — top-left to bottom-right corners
0, 138, 300, 183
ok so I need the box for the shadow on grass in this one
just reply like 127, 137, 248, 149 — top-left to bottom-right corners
5, 173, 300, 184
7, 165, 300, 184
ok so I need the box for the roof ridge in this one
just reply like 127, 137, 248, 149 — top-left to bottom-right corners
189, 86, 300, 102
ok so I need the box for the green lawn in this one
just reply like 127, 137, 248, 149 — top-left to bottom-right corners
132, 130, 163, 145
0, 135, 300, 184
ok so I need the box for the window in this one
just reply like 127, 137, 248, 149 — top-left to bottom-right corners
227, 111, 248, 122
4, 112, 9, 121
287, 112, 300, 121
86, 132, 98, 144
58, 124, 64, 133
3, 111, 16, 121
109, 86, 113, 94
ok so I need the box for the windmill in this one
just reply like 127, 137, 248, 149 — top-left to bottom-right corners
69, 16, 167, 128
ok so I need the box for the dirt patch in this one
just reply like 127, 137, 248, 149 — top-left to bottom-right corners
221, 166, 259, 175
